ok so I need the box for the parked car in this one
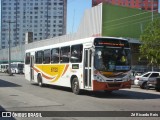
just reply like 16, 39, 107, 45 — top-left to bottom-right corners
133, 71, 144, 85
147, 77, 160, 91
137, 72, 160, 89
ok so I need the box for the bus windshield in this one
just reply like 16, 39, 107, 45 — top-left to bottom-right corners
94, 47, 131, 71
94, 38, 131, 72
18, 64, 24, 69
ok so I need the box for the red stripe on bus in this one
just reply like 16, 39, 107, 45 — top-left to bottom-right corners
42, 73, 54, 80
62, 64, 69, 76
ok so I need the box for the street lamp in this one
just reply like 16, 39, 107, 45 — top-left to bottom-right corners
4, 20, 15, 76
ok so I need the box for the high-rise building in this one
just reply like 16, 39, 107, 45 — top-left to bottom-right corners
92, 0, 158, 12
1, 0, 67, 49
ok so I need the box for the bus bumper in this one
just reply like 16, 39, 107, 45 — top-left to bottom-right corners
93, 80, 131, 91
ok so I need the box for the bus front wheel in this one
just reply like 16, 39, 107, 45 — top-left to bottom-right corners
37, 74, 43, 87
71, 78, 81, 95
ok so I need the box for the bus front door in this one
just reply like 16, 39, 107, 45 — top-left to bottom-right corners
84, 49, 92, 88
30, 55, 34, 80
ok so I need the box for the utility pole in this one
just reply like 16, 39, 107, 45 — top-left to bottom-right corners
4, 20, 15, 76
151, 0, 154, 21
151, 0, 154, 71
72, 9, 75, 33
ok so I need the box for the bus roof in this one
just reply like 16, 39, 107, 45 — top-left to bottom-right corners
25, 36, 128, 52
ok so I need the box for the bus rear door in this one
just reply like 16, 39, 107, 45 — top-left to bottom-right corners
30, 55, 34, 80
84, 49, 92, 89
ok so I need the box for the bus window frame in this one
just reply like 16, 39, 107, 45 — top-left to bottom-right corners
60, 46, 70, 63
51, 48, 60, 64
25, 52, 31, 64
35, 50, 44, 64
43, 49, 51, 64
70, 44, 83, 63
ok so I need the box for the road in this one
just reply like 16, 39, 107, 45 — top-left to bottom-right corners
0, 73, 160, 120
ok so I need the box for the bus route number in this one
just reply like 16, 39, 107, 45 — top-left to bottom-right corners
51, 67, 58, 72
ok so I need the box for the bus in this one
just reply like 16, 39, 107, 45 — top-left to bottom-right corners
25, 37, 132, 94
0, 64, 8, 73
11, 62, 24, 74
0, 64, 1, 72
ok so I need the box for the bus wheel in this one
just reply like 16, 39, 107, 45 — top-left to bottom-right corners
37, 74, 43, 87
71, 78, 81, 95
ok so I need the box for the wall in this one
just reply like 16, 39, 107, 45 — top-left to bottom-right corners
102, 4, 160, 38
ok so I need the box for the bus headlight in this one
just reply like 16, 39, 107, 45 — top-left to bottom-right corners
94, 75, 105, 82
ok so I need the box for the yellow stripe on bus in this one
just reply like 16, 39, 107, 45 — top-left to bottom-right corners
34, 64, 69, 83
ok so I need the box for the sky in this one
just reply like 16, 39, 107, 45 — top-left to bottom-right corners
67, 0, 92, 34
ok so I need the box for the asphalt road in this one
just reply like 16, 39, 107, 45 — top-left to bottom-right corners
0, 73, 160, 120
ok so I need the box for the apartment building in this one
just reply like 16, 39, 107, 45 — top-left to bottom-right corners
1, 0, 67, 49
92, 0, 159, 11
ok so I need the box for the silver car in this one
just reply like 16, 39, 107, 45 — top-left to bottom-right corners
137, 72, 160, 89
147, 77, 160, 91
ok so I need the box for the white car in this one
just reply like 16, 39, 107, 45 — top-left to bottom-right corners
134, 72, 160, 89
133, 72, 144, 85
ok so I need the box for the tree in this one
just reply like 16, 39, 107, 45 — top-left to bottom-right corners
139, 19, 160, 67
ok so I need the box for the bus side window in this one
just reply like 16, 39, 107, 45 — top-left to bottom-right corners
51, 48, 59, 63
71, 44, 83, 63
43, 49, 51, 64
60, 46, 70, 63
35, 51, 44, 64
25, 52, 30, 64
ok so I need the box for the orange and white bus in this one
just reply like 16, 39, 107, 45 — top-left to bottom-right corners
25, 37, 132, 94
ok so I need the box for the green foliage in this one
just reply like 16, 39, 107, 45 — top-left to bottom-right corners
140, 19, 160, 66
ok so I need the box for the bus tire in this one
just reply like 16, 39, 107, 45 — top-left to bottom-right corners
37, 74, 43, 87
71, 78, 81, 95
